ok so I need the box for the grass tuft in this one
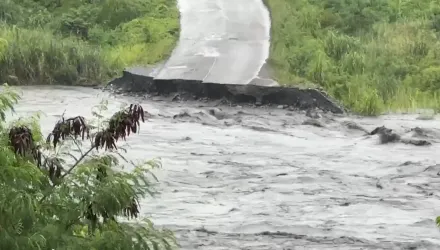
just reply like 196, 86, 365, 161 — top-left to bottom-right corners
0, 0, 179, 86
264, 0, 440, 115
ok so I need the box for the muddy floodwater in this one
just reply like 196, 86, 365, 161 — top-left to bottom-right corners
8, 86, 440, 249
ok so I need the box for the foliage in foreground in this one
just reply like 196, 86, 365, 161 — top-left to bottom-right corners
265, 0, 440, 115
0, 85, 176, 249
0, 0, 179, 85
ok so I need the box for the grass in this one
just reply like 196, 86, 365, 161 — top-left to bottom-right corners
0, 0, 179, 86
264, 0, 440, 115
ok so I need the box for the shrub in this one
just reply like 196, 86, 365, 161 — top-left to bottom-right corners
0, 84, 176, 249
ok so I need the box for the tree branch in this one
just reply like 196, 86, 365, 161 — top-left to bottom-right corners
61, 146, 94, 178
39, 146, 95, 203
68, 135, 84, 155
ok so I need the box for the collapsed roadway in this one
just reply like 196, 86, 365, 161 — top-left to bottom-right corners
106, 0, 344, 114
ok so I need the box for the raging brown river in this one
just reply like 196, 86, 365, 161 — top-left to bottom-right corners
8, 86, 440, 250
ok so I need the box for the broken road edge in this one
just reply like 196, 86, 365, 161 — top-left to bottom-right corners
104, 69, 345, 114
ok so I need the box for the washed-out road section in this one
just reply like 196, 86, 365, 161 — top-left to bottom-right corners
9, 86, 440, 249
108, 0, 344, 113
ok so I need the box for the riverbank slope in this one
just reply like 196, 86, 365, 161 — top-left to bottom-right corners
0, 0, 179, 86
264, 0, 440, 115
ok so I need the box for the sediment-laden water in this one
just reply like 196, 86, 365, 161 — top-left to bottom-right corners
9, 86, 440, 249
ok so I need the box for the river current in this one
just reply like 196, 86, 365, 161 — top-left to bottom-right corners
8, 86, 440, 250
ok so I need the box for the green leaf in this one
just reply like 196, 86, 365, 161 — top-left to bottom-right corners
435, 216, 440, 227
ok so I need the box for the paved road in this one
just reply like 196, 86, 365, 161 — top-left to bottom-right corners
154, 0, 273, 85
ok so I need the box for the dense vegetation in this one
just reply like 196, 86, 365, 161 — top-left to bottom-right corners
265, 0, 440, 115
0, 85, 175, 249
0, 0, 179, 86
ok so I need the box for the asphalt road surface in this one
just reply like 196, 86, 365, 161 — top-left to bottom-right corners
154, 0, 272, 85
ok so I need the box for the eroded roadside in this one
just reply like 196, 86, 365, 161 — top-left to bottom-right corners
11, 86, 440, 250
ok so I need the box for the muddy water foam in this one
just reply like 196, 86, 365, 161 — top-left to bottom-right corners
9, 86, 440, 249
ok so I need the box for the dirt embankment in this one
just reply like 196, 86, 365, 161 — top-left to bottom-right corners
105, 69, 345, 114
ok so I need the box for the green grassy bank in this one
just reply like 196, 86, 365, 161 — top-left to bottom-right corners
265, 0, 440, 115
0, 0, 179, 86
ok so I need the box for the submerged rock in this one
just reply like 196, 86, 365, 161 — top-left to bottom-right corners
369, 126, 392, 136
370, 126, 431, 146
409, 127, 440, 141
401, 138, 432, 146
341, 121, 370, 134
173, 110, 192, 119
207, 108, 227, 120
305, 108, 322, 119
302, 118, 324, 127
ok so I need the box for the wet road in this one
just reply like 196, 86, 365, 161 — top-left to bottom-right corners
10, 86, 440, 249
154, 0, 271, 85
